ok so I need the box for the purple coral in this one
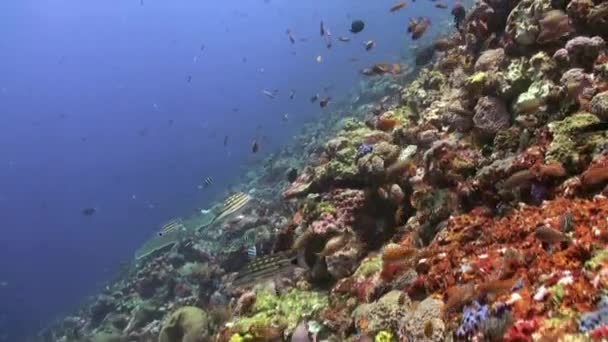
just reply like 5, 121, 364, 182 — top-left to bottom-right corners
579, 295, 608, 332
457, 301, 490, 338
356, 143, 374, 159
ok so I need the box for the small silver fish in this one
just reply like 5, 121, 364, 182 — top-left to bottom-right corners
247, 246, 257, 259
262, 89, 276, 99
559, 211, 574, 233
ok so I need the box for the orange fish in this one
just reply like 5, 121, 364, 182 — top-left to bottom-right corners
408, 17, 431, 40
390, 1, 407, 12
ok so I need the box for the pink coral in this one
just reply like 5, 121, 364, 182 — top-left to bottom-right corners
590, 325, 608, 340
310, 189, 365, 235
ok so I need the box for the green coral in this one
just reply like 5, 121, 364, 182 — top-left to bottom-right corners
546, 112, 605, 166
375, 330, 395, 342
354, 255, 383, 277
317, 201, 337, 215
513, 81, 552, 114
494, 127, 521, 152
338, 127, 372, 146
229, 289, 328, 335
550, 283, 565, 306
585, 249, 608, 271
528, 52, 555, 81
340, 117, 366, 131
323, 159, 359, 181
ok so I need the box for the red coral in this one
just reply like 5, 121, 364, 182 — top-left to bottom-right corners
504, 319, 539, 342
355, 278, 375, 302
380, 261, 405, 281
590, 325, 608, 340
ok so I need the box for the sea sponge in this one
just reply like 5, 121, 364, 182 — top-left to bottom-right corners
159, 306, 210, 342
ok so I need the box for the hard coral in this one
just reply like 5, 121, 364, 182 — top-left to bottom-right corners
159, 306, 210, 342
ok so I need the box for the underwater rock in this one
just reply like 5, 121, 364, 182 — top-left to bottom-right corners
352, 290, 412, 334
158, 306, 210, 342
560, 68, 595, 104
565, 36, 605, 67
356, 141, 399, 179
398, 297, 445, 341
473, 96, 511, 138
474, 48, 506, 72
537, 9, 574, 44
283, 168, 315, 199
546, 112, 602, 166
325, 244, 361, 279
506, 0, 552, 46
590, 91, 608, 121
553, 48, 570, 67
90, 294, 117, 327
513, 80, 553, 115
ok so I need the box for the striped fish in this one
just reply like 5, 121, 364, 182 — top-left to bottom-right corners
203, 177, 213, 188
157, 218, 185, 237
213, 192, 251, 223
232, 250, 301, 287
247, 246, 257, 260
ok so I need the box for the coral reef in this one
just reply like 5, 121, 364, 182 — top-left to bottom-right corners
39, 1, 608, 341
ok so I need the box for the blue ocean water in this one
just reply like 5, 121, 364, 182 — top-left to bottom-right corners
0, 0, 454, 340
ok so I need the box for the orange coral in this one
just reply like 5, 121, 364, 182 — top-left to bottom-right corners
375, 117, 400, 132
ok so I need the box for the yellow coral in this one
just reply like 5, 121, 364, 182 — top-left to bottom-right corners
228, 333, 254, 342
375, 330, 394, 342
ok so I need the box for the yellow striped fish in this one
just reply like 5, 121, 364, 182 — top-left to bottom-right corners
157, 218, 185, 237
232, 250, 301, 287
213, 192, 251, 223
